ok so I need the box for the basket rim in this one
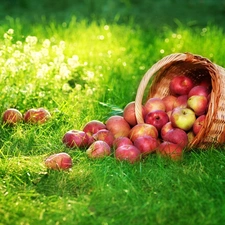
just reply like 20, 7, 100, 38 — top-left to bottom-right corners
134, 52, 220, 148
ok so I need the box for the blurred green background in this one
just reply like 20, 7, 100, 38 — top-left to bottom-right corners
1, 0, 225, 29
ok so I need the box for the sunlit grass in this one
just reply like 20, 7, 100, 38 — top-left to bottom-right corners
1, 17, 225, 225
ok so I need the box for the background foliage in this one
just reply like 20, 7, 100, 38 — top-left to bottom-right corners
1, 1, 225, 225
1, 0, 225, 29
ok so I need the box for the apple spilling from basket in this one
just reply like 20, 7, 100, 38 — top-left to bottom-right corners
45, 74, 211, 170
1, 74, 212, 170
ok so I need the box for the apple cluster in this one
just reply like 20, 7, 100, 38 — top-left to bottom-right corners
1, 108, 72, 170
144, 74, 211, 159
142, 75, 211, 160
2, 108, 51, 125
60, 74, 211, 164
2, 74, 212, 169
1, 107, 72, 171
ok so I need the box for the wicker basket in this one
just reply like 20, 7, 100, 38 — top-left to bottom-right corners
134, 52, 225, 149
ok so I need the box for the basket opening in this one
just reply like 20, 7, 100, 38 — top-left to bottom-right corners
135, 53, 225, 148
147, 60, 212, 100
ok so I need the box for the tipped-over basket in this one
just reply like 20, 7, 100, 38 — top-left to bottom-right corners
134, 52, 225, 149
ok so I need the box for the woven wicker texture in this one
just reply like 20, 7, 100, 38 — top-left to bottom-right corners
135, 53, 225, 149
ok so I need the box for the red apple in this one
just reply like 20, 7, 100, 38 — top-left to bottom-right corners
86, 140, 111, 159
82, 120, 106, 136
169, 75, 194, 96
133, 136, 159, 156
187, 95, 208, 116
173, 95, 188, 108
193, 115, 206, 135
157, 141, 183, 161
123, 101, 146, 127
188, 85, 210, 98
62, 130, 90, 148
170, 107, 196, 131
161, 122, 174, 139
113, 136, 133, 149
92, 129, 115, 147
162, 95, 177, 112
129, 123, 158, 142
24, 108, 51, 124
144, 97, 166, 114
162, 128, 188, 148
144, 110, 169, 132
105, 115, 131, 138
2, 108, 23, 125
45, 152, 72, 170
115, 144, 141, 163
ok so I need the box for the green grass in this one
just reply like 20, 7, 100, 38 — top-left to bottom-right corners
1, 17, 225, 225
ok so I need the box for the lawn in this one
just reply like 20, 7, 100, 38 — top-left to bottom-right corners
1, 1, 225, 225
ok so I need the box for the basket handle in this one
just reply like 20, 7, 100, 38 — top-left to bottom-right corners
135, 53, 188, 124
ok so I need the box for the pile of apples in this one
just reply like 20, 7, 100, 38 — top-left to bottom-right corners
53, 74, 211, 169
2, 74, 212, 170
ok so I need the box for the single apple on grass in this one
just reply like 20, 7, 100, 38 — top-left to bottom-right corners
92, 129, 115, 147
144, 97, 166, 114
86, 140, 111, 159
162, 128, 188, 148
105, 115, 131, 138
133, 136, 160, 157
45, 152, 72, 170
62, 130, 90, 148
115, 144, 141, 164
144, 110, 169, 132
162, 95, 177, 112
82, 120, 106, 136
193, 115, 206, 135
170, 107, 196, 131
2, 108, 23, 125
129, 123, 158, 142
187, 95, 208, 116
169, 75, 194, 96
24, 108, 51, 124
123, 101, 146, 127
157, 141, 183, 161
188, 85, 210, 98
113, 136, 133, 149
